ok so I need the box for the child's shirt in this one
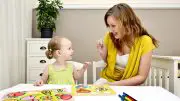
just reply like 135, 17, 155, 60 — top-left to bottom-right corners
47, 63, 75, 85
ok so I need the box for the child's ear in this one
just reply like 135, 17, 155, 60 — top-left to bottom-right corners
55, 50, 61, 56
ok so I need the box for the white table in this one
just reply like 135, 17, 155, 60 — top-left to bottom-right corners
0, 84, 180, 101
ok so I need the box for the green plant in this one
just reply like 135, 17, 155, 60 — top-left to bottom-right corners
36, 0, 63, 31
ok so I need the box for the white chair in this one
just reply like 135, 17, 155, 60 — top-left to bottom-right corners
67, 61, 87, 85
39, 61, 87, 85
92, 60, 106, 83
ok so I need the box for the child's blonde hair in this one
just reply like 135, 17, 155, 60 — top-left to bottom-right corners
45, 36, 63, 59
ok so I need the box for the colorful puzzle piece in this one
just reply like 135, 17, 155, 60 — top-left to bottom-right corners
72, 84, 116, 96
2, 88, 73, 101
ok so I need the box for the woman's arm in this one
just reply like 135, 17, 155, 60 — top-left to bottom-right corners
109, 51, 152, 86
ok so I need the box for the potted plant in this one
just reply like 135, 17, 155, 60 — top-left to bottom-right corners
36, 0, 63, 38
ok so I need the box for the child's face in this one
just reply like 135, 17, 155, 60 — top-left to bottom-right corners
60, 38, 74, 60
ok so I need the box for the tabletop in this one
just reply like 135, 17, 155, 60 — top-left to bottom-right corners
0, 84, 180, 101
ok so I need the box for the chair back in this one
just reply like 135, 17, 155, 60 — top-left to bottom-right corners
92, 60, 106, 83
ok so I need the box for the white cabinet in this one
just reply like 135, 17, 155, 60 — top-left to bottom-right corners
26, 38, 51, 83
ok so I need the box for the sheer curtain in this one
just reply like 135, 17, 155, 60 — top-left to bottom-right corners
0, 0, 34, 89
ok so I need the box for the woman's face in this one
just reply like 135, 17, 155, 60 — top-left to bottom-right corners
107, 16, 124, 39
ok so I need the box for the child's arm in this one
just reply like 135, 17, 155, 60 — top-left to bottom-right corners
34, 66, 49, 86
73, 62, 90, 80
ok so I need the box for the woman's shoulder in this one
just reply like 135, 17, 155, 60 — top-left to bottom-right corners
139, 35, 152, 42
138, 35, 155, 49
134, 35, 154, 48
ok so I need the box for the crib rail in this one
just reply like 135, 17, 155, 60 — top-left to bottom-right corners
143, 55, 180, 96
143, 66, 170, 90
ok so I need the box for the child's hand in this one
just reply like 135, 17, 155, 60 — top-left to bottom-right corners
34, 80, 44, 86
83, 62, 91, 70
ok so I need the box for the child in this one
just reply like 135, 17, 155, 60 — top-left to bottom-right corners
34, 36, 90, 86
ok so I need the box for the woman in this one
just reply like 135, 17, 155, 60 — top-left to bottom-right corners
96, 3, 158, 86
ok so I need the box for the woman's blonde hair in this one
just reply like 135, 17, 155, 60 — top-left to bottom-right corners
104, 3, 158, 52
45, 36, 63, 59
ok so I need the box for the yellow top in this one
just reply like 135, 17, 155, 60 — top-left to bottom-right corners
47, 64, 75, 85
100, 32, 156, 82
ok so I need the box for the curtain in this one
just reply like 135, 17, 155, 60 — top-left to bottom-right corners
0, 0, 34, 89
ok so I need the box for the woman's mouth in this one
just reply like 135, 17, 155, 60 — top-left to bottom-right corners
113, 32, 117, 36
113, 32, 119, 39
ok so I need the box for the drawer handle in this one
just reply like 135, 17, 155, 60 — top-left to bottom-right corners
40, 60, 46, 63
40, 46, 46, 50
39, 73, 43, 76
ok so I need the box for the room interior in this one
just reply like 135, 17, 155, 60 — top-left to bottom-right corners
1, 0, 180, 99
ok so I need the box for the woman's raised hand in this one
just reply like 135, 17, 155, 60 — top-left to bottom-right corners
96, 39, 104, 54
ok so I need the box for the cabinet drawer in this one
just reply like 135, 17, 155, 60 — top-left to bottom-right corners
28, 57, 51, 68
28, 41, 49, 56
29, 68, 44, 81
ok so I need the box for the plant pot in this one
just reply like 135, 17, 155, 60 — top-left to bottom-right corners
41, 28, 53, 38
